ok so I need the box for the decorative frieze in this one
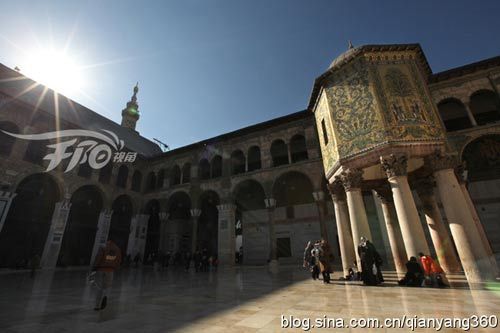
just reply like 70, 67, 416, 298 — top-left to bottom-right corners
424, 150, 459, 171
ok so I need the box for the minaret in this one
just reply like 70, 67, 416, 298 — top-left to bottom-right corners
121, 83, 140, 132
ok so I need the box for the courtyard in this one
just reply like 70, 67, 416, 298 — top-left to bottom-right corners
1, 266, 499, 332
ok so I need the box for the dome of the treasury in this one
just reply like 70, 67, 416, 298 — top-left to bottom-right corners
328, 44, 363, 70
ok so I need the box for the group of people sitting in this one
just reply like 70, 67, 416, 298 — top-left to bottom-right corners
303, 239, 334, 284
398, 252, 449, 288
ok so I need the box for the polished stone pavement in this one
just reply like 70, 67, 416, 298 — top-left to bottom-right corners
0, 265, 499, 332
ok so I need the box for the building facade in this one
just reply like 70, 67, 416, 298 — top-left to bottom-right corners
0, 44, 499, 287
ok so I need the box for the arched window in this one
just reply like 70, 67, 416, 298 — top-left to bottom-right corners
271, 139, 288, 167
247, 146, 261, 171
78, 163, 93, 179
146, 172, 157, 192
437, 98, 472, 131
157, 169, 165, 189
290, 134, 308, 163
0, 122, 18, 157
116, 165, 129, 188
98, 163, 113, 184
24, 140, 48, 165
131, 170, 142, 192
199, 159, 210, 180
182, 163, 191, 183
231, 150, 245, 175
170, 165, 181, 186
470, 90, 500, 125
211, 155, 222, 178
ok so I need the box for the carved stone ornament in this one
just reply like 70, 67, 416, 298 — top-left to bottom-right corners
380, 153, 408, 178
339, 168, 364, 192
327, 177, 346, 201
424, 150, 459, 172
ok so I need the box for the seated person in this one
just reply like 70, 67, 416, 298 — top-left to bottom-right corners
430, 257, 450, 288
398, 256, 424, 287
346, 261, 361, 281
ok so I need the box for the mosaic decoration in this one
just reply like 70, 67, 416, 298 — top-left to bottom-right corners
324, 60, 385, 158
314, 92, 338, 173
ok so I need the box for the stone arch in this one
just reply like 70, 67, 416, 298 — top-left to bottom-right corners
469, 89, 500, 125
437, 98, 472, 131
109, 194, 134, 255
181, 163, 191, 184
247, 146, 261, 172
58, 185, 104, 266
166, 191, 192, 253
271, 139, 288, 167
145, 171, 157, 192
167, 191, 192, 220
116, 165, 129, 188
157, 169, 165, 189
231, 150, 246, 175
211, 155, 223, 178
144, 199, 161, 262
272, 171, 314, 207
0, 173, 61, 267
98, 162, 113, 184
170, 165, 181, 186
197, 190, 220, 255
199, 158, 211, 180
233, 179, 266, 211
0, 121, 19, 157
131, 170, 142, 192
461, 134, 500, 182
290, 134, 308, 163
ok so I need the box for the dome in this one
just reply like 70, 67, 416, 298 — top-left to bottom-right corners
328, 45, 362, 70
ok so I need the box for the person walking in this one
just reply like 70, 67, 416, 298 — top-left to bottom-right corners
358, 236, 384, 286
303, 241, 313, 270
92, 240, 122, 311
319, 239, 332, 284
310, 241, 322, 281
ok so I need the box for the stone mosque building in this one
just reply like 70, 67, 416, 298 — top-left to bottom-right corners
0, 43, 499, 287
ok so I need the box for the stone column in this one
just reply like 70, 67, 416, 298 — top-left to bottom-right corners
339, 168, 372, 269
327, 179, 356, 277
41, 197, 72, 268
264, 198, 278, 270
90, 208, 113, 267
0, 191, 16, 234
190, 208, 201, 253
374, 186, 407, 277
217, 203, 236, 265
455, 165, 499, 276
414, 177, 461, 273
425, 151, 495, 286
128, 214, 149, 259
464, 102, 478, 127
312, 191, 329, 242
158, 212, 169, 252
380, 154, 430, 258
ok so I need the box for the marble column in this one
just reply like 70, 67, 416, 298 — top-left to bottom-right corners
327, 179, 356, 277
425, 151, 495, 286
414, 177, 461, 273
464, 102, 478, 127
0, 191, 16, 234
90, 208, 113, 267
264, 198, 278, 268
339, 168, 372, 269
217, 203, 236, 265
312, 191, 329, 242
190, 208, 201, 253
158, 212, 169, 252
128, 214, 149, 259
380, 154, 430, 258
455, 165, 499, 276
41, 197, 72, 268
374, 186, 407, 277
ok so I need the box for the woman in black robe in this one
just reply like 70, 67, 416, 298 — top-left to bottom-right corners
357, 237, 384, 286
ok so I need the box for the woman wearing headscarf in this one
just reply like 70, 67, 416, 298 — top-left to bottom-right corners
358, 236, 384, 286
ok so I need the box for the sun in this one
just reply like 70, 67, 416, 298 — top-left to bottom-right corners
23, 47, 84, 97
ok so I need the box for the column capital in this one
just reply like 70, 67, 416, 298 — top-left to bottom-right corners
424, 150, 459, 172
217, 203, 237, 213
339, 168, 364, 192
454, 163, 467, 184
327, 177, 346, 201
312, 191, 325, 202
190, 208, 202, 218
374, 185, 393, 204
380, 153, 408, 178
264, 198, 277, 209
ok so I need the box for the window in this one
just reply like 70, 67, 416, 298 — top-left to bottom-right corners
270, 140, 288, 167
290, 135, 308, 163
211, 155, 222, 178
321, 119, 329, 145
277, 237, 292, 258
199, 159, 210, 180
247, 146, 261, 171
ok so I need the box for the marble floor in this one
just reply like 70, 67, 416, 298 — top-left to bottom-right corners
0, 266, 499, 332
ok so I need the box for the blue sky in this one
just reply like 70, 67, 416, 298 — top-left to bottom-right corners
1, 0, 499, 149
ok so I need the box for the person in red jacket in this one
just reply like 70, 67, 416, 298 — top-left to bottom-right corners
418, 252, 449, 287
92, 240, 122, 310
